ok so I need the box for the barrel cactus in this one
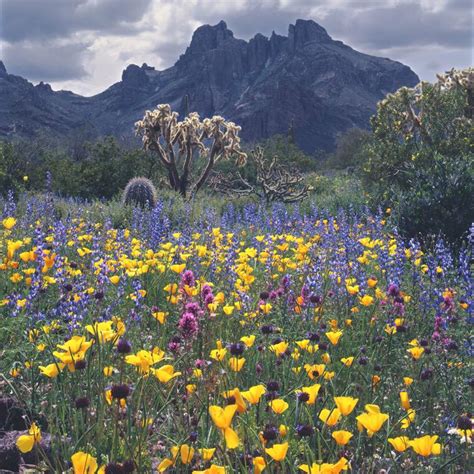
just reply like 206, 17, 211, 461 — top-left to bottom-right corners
122, 177, 157, 208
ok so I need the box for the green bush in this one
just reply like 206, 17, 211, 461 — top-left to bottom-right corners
361, 68, 474, 241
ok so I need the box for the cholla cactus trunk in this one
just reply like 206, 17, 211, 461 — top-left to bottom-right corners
135, 104, 247, 198
122, 177, 157, 208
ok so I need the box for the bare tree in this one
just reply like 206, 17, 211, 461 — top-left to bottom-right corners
135, 104, 246, 197
210, 146, 311, 203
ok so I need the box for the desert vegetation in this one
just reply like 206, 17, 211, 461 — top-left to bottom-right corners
0, 69, 472, 473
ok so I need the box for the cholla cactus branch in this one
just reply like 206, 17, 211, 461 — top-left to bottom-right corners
136, 104, 246, 197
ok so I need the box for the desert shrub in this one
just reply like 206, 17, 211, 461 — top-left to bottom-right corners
362, 68, 474, 241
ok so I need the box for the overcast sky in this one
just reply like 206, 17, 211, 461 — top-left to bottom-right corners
0, 0, 472, 96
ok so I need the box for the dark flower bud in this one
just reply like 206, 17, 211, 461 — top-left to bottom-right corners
358, 357, 368, 366
318, 342, 328, 351
122, 461, 135, 473
230, 343, 245, 356
420, 338, 429, 347
70, 262, 78, 269
310, 295, 322, 304
111, 384, 130, 399
64, 284, 73, 292
447, 341, 458, 351
105, 463, 125, 474
260, 291, 270, 300
397, 325, 407, 333
226, 396, 236, 405
261, 325, 273, 335
424, 347, 432, 355
457, 415, 472, 431
117, 339, 132, 354
75, 396, 90, 409
360, 346, 367, 354
420, 368, 434, 381
374, 364, 382, 371
94, 291, 104, 300
296, 424, 314, 437
297, 392, 310, 403
308, 332, 320, 342
74, 359, 87, 370
262, 424, 278, 441
189, 431, 198, 442
267, 381, 279, 392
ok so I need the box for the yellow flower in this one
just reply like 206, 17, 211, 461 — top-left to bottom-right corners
222, 388, 247, 413
229, 357, 245, 372
253, 456, 266, 473
103, 366, 114, 376
265, 442, 288, 462
399, 391, 411, 410
240, 335, 255, 347
71, 451, 99, 474
332, 430, 353, 445
16, 422, 41, 453
152, 311, 168, 324
356, 410, 389, 436
270, 341, 288, 356
39, 362, 64, 378
126, 349, 164, 374
359, 295, 374, 306
198, 448, 216, 461
340, 357, 354, 367
241, 385, 266, 404
319, 408, 341, 426
407, 347, 424, 360
409, 435, 441, 456
388, 436, 410, 452
297, 384, 321, 405
210, 347, 227, 361
170, 263, 186, 273
401, 409, 416, 429
325, 331, 343, 345
269, 399, 289, 414
403, 377, 414, 386
334, 397, 358, 416
259, 302, 272, 314
153, 364, 182, 383
209, 405, 240, 449
298, 457, 348, 473
109, 275, 120, 285
2, 217, 16, 230
223, 305, 235, 315
175, 444, 194, 464
192, 465, 226, 474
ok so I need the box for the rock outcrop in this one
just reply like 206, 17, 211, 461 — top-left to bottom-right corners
0, 20, 419, 152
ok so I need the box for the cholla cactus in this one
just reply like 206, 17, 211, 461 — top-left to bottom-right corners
135, 104, 246, 197
210, 146, 310, 203
437, 67, 474, 118
122, 177, 157, 208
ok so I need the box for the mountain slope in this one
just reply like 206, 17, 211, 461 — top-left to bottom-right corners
0, 20, 419, 152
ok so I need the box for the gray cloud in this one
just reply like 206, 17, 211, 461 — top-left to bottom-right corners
1, 0, 153, 42
3, 41, 90, 81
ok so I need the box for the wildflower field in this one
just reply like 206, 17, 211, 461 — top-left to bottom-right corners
0, 195, 472, 473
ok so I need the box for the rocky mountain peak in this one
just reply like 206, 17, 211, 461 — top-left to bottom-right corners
0, 61, 7, 77
121, 64, 150, 87
187, 20, 235, 54
288, 19, 332, 51
0, 20, 419, 152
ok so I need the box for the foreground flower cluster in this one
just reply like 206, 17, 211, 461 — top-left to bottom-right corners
0, 199, 472, 473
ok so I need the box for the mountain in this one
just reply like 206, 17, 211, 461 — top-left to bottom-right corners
0, 20, 419, 152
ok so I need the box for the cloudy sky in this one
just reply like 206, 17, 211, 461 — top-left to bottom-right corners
1, 0, 472, 96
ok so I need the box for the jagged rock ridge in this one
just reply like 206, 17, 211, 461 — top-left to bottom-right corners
0, 20, 419, 152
